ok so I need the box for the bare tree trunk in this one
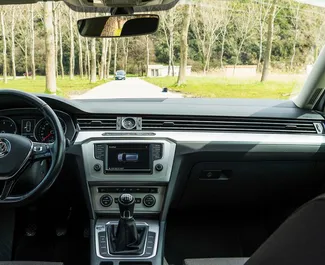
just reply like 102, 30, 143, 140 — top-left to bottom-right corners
24, 38, 28, 79
220, 29, 226, 68
170, 30, 174, 76
69, 9, 74, 80
168, 45, 171, 76
257, 4, 264, 72
102, 40, 107, 79
11, 8, 16, 80
290, 34, 297, 71
290, 4, 300, 71
53, 4, 58, 78
106, 39, 112, 78
113, 39, 118, 74
121, 38, 129, 73
261, 0, 277, 82
85, 39, 90, 79
125, 43, 128, 73
177, 4, 192, 86
44, 1, 56, 93
78, 35, 84, 78
233, 39, 245, 75
31, 5, 36, 80
58, 12, 64, 78
1, 11, 7, 83
146, 35, 149, 76
100, 39, 106, 80
90, 38, 97, 83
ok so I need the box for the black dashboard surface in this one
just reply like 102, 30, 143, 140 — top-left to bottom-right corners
0, 94, 323, 121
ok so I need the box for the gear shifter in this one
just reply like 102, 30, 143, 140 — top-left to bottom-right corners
118, 194, 135, 219
108, 193, 148, 254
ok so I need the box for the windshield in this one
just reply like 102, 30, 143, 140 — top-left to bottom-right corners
0, 0, 324, 99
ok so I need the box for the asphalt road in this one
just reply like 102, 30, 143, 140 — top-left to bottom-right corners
72, 78, 183, 99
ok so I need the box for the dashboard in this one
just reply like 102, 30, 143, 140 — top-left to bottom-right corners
0, 108, 77, 143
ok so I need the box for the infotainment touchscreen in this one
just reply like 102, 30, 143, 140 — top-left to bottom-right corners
105, 144, 151, 173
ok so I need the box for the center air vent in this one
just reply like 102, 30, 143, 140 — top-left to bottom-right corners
77, 118, 116, 130
142, 116, 322, 134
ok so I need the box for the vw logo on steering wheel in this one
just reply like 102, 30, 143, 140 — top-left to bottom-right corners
0, 138, 10, 158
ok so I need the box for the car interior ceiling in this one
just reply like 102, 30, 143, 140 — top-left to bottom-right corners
2, 0, 325, 265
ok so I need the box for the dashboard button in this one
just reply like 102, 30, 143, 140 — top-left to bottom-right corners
149, 188, 158, 193
135, 198, 141, 204
94, 164, 101, 172
143, 195, 156, 207
155, 164, 163, 171
100, 195, 112, 207
98, 187, 108, 193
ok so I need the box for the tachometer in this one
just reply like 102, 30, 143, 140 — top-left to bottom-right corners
34, 118, 67, 143
0, 117, 17, 134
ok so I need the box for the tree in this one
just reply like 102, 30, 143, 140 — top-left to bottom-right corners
106, 38, 112, 77
177, 3, 192, 86
15, 8, 30, 78
122, 38, 129, 73
69, 8, 75, 79
85, 38, 90, 78
192, 1, 224, 73
53, 3, 58, 77
31, 4, 36, 80
58, 9, 64, 78
219, 2, 232, 68
160, 8, 179, 75
113, 38, 118, 74
290, 1, 301, 71
90, 38, 96, 83
10, 7, 16, 79
146, 35, 150, 76
256, 0, 272, 71
44, 1, 56, 93
100, 39, 107, 80
261, 0, 277, 82
232, 2, 258, 73
76, 13, 84, 78
1, 9, 7, 83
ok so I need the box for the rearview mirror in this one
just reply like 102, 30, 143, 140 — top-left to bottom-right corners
77, 14, 159, 38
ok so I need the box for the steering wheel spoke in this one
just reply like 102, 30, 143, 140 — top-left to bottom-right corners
31, 142, 53, 161
0, 179, 16, 200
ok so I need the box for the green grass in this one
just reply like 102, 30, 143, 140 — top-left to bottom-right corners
0, 76, 109, 98
143, 76, 303, 99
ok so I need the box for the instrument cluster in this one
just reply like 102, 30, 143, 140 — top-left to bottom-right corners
0, 109, 76, 143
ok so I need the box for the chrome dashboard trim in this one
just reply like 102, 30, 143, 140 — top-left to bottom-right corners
75, 130, 325, 146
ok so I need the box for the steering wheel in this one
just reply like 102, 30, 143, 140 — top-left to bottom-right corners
0, 90, 66, 206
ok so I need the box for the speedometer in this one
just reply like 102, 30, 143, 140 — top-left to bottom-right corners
34, 118, 67, 143
0, 117, 17, 134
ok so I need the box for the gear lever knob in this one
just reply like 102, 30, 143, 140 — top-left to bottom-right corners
118, 194, 135, 219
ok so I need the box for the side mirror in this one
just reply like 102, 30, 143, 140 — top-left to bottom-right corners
77, 14, 159, 38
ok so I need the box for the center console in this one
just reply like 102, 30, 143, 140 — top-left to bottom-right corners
81, 138, 176, 265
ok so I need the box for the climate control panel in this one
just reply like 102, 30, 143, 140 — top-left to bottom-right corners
90, 186, 166, 214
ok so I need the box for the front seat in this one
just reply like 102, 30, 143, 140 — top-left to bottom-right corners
184, 193, 325, 265
0, 261, 63, 265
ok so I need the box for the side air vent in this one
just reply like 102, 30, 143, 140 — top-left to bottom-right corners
77, 118, 116, 130
142, 116, 322, 134
306, 88, 324, 108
